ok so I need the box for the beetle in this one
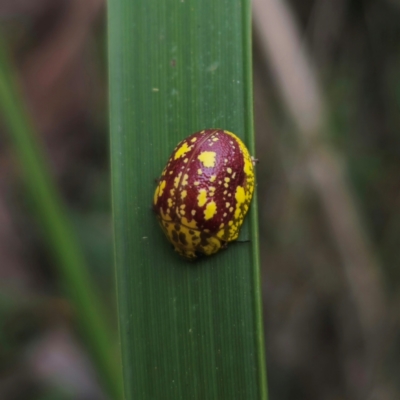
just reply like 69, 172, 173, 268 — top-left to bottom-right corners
153, 129, 255, 259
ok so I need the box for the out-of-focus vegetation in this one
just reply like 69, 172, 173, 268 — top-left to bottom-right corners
255, 1, 400, 399
0, 0, 398, 399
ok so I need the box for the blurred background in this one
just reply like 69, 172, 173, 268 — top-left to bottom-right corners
0, 0, 399, 399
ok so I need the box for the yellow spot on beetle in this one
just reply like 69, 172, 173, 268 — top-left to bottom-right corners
153, 186, 160, 204
204, 201, 217, 220
234, 186, 246, 219
197, 189, 207, 207
174, 172, 182, 188
197, 169, 202, 175
227, 167, 232, 174
198, 151, 216, 168
174, 142, 192, 160
217, 229, 225, 239
210, 175, 216, 182
235, 186, 246, 204
160, 209, 172, 221
158, 180, 166, 197
181, 217, 198, 229
181, 190, 187, 199
243, 154, 252, 176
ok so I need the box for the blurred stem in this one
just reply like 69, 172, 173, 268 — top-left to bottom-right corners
0, 37, 123, 400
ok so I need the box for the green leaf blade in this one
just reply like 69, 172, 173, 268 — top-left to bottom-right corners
108, 1, 267, 399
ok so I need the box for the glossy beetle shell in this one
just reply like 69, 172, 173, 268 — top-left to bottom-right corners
153, 129, 255, 259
